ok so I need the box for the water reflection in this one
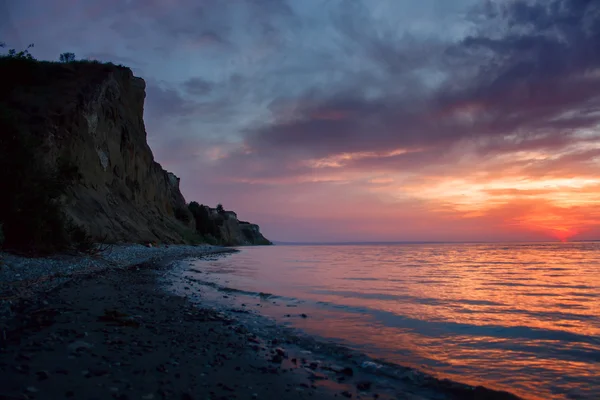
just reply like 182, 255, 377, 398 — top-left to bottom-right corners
186, 243, 600, 399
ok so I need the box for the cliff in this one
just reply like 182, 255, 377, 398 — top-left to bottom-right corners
0, 56, 270, 252
207, 208, 272, 246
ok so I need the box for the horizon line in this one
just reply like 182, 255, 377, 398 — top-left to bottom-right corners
271, 239, 600, 245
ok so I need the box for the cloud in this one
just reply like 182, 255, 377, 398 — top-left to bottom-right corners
4, 0, 600, 241
182, 77, 213, 96
242, 0, 600, 167
84, 52, 144, 67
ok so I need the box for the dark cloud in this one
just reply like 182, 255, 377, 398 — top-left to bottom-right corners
241, 0, 600, 170
145, 84, 196, 120
182, 77, 213, 96
101, 0, 295, 52
0, 0, 20, 44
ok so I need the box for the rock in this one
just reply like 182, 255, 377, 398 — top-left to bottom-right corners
275, 348, 286, 357
89, 368, 109, 377
271, 354, 284, 363
300, 314, 308, 318
308, 362, 320, 370
341, 367, 354, 376
306, 370, 328, 381
356, 381, 372, 391
26, 386, 38, 393
14, 364, 29, 374
36, 370, 50, 380
341, 391, 352, 398
156, 364, 167, 373
68, 340, 93, 352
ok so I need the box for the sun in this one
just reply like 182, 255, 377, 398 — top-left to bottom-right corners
547, 226, 580, 242
515, 212, 582, 242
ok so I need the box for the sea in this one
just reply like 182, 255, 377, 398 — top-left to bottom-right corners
163, 243, 600, 400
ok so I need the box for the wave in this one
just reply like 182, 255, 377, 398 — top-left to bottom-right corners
183, 274, 599, 349
183, 274, 299, 302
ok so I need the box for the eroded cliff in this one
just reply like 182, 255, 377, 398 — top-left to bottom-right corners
0, 58, 195, 248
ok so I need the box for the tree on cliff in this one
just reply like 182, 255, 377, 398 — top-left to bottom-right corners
188, 202, 223, 243
0, 42, 35, 60
59, 52, 76, 63
216, 203, 224, 214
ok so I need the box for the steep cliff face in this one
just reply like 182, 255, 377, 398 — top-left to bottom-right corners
1, 59, 194, 245
58, 67, 195, 243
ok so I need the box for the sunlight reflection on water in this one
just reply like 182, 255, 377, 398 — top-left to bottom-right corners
187, 243, 600, 399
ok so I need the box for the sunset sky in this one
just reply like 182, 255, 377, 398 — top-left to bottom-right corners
2, 0, 600, 242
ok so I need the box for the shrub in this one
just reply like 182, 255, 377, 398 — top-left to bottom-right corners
188, 202, 223, 243
201, 234, 220, 246
1, 43, 35, 60
59, 52, 76, 63
174, 206, 191, 223
179, 228, 204, 245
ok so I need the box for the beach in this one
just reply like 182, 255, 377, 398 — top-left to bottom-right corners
0, 246, 521, 400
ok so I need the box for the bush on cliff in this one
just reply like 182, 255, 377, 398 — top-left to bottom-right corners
0, 42, 35, 60
174, 206, 192, 224
188, 202, 224, 244
59, 52, 76, 63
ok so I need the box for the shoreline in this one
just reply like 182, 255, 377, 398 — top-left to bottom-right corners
0, 244, 236, 307
0, 247, 522, 399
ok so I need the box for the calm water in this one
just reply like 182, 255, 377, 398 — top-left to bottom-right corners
181, 243, 600, 399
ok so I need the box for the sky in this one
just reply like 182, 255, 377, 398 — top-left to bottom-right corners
1, 0, 600, 243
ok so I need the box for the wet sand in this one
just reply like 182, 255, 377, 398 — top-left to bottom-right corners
0, 256, 521, 400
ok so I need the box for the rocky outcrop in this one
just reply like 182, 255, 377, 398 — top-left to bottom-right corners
204, 207, 272, 246
1, 59, 194, 244
239, 222, 272, 245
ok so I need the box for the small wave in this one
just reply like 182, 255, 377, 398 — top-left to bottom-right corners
343, 277, 379, 281
183, 275, 293, 301
310, 299, 600, 346
311, 289, 503, 306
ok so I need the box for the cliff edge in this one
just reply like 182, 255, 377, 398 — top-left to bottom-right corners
0, 56, 270, 252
